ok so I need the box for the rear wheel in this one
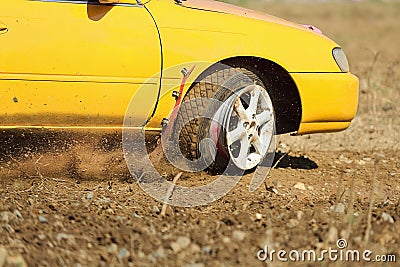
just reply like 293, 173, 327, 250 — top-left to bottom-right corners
173, 67, 275, 173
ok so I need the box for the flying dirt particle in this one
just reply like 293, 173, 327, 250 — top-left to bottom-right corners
12, 97, 18, 103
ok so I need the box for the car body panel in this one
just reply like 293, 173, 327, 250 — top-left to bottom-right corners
291, 72, 359, 126
0, 0, 160, 127
147, 0, 342, 74
298, 122, 352, 135
0, 0, 359, 136
180, 0, 309, 32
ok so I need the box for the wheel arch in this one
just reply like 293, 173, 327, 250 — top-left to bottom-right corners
219, 56, 302, 134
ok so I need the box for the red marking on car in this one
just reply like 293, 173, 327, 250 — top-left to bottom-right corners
162, 65, 196, 139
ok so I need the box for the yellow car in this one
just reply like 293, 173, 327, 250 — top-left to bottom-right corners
0, 0, 358, 171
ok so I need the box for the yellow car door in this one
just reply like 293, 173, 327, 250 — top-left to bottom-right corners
0, 0, 161, 128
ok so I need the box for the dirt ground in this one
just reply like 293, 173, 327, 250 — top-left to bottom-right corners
1, 1, 399, 267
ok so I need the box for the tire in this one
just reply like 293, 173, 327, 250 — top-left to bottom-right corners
172, 66, 275, 173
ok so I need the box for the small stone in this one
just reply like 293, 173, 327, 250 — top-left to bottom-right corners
294, 182, 306, 190
117, 248, 129, 261
232, 230, 246, 241
38, 215, 48, 223
107, 243, 118, 254
152, 246, 165, 259
0, 212, 11, 223
152, 206, 160, 214
106, 208, 114, 215
222, 237, 231, 243
13, 210, 22, 219
339, 155, 353, 164
287, 219, 299, 228
381, 212, 394, 224
56, 233, 76, 245
0, 247, 7, 267
357, 160, 366, 165
49, 241, 56, 248
5, 255, 27, 267
86, 192, 93, 200
232, 211, 240, 216
326, 227, 338, 244
138, 250, 145, 258
201, 246, 212, 255
255, 213, 263, 220
38, 234, 46, 240
189, 244, 201, 253
132, 212, 141, 218
116, 216, 125, 222
5, 224, 14, 234
330, 203, 345, 214
297, 211, 304, 220
54, 220, 64, 229
171, 237, 191, 253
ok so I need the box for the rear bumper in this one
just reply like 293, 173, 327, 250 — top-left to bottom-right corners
290, 72, 359, 135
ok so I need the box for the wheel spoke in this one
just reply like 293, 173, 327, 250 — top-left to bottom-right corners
259, 120, 274, 137
256, 110, 272, 125
227, 124, 246, 145
237, 137, 250, 165
233, 97, 247, 117
252, 135, 265, 155
248, 88, 261, 113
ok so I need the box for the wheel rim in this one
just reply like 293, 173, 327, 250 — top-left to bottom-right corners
213, 84, 274, 170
